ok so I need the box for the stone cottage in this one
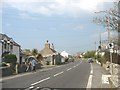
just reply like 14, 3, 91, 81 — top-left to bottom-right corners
39, 40, 63, 65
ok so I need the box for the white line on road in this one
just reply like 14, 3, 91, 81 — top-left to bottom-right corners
76, 64, 79, 67
54, 71, 64, 77
86, 75, 92, 89
32, 86, 40, 90
31, 77, 50, 86
90, 64, 93, 74
29, 86, 34, 89
86, 64, 93, 89
67, 68, 72, 71
73, 66, 77, 68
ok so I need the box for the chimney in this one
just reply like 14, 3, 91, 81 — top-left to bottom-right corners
45, 40, 50, 49
51, 43, 54, 50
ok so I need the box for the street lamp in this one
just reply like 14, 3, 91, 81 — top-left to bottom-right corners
95, 10, 113, 74
95, 11, 111, 44
93, 13, 102, 51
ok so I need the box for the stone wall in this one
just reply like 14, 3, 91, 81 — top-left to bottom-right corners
110, 63, 120, 88
0, 63, 42, 77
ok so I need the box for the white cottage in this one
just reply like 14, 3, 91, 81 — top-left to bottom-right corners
0, 33, 21, 63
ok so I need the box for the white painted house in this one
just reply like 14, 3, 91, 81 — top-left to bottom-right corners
60, 51, 69, 58
0, 33, 21, 63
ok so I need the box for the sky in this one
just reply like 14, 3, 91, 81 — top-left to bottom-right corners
1, 0, 117, 54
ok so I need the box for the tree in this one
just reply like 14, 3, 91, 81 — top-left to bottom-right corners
93, 2, 119, 31
36, 54, 43, 62
31, 48, 38, 56
83, 51, 96, 58
3, 54, 17, 65
22, 49, 31, 55
93, 2, 120, 46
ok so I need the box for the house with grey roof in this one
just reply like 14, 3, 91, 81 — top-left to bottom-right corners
0, 33, 21, 63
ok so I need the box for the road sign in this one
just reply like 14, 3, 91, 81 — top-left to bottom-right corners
110, 49, 114, 53
108, 43, 114, 49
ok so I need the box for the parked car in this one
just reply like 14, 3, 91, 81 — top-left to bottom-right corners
88, 58, 94, 63
69, 58, 74, 62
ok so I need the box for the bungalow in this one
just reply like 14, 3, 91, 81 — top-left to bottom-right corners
39, 40, 65, 65
0, 33, 21, 63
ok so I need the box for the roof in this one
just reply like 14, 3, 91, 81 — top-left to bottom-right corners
60, 51, 69, 58
39, 48, 57, 57
0, 33, 20, 46
39, 40, 57, 57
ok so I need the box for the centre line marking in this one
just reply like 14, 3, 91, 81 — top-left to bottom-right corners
31, 77, 50, 86
54, 71, 64, 77
29, 86, 34, 89
67, 68, 72, 71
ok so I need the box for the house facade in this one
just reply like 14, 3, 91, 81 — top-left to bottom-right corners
39, 40, 66, 65
0, 33, 21, 63
39, 40, 57, 65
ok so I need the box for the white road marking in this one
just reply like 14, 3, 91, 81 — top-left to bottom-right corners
90, 70, 93, 75
76, 64, 79, 66
86, 75, 92, 89
36, 87, 40, 89
73, 66, 77, 68
66, 61, 82, 71
86, 64, 93, 89
31, 77, 50, 86
54, 71, 64, 77
67, 68, 72, 71
29, 86, 34, 89
32, 87, 40, 90
102, 75, 111, 84
90, 64, 93, 74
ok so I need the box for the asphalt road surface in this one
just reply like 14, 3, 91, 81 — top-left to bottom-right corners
2, 59, 91, 89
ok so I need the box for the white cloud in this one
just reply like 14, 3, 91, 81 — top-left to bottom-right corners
3, 0, 115, 16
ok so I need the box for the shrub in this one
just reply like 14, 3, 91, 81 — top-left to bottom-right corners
83, 51, 96, 58
3, 54, 17, 65
0, 62, 8, 67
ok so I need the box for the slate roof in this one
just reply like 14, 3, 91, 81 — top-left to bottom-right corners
0, 33, 20, 46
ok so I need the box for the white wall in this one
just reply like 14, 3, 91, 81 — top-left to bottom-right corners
12, 45, 20, 63
0, 43, 2, 62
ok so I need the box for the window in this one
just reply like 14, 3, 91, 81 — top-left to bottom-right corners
10, 45, 13, 50
4, 43, 7, 49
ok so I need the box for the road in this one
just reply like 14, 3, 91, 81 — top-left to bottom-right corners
2, 59, 91, 89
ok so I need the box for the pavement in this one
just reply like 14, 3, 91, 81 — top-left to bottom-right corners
91, 62, 111, 88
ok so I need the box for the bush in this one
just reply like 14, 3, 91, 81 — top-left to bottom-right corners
83, 51, 96, 58
3, 54, 17, 65
0, 62, 8, 67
